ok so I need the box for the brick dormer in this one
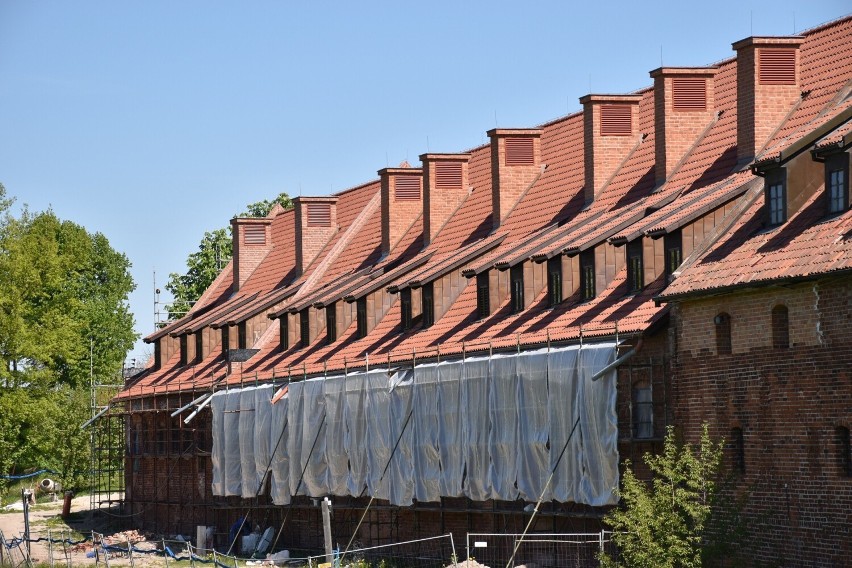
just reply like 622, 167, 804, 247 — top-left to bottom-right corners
580, 94, 643, 204
379, 165, 423, 257
487, 128, 542, 229
650, 67, 719, 185
231, 216, 273, 292
733, 36, 804, 162
420, 153, 471, 246
294, 196, 338, 278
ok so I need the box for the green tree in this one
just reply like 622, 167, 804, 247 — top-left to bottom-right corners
164, 192, 292, 320
600, 424, 723, 568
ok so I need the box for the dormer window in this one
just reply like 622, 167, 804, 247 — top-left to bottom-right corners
510, 264, 524, 314
279, 315, 289, 350
765, 169, 786, 226
400, 289, 413, 331
547, 257, 562, 307
221, 326, 229, 357
476, 273, 490, 319
326, 303, 337, 343
664, 230, 683, 277
299, 309, 310, 347
195, 332, 203, 364
154, 340, 162, 370
826, 153, 849, 214
237, 321, 247, 350
421, 282, 435, 328
627, 239, 644, 293
356, 298, 367, 339
179, 334, 188, 366
580, 250, 596, 301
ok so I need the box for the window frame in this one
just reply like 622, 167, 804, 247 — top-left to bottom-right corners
476, 272, 490, 319
279, 315, 289, 350
547, 257, 562, 308
195, 331, 203, 364
299, 308, 310, 347
356, 297, 367, 339
509, 264, 524, 314
664, 230, 683, 277
400, 288, 412, 331
627, 239, 644, 293
326, 302, 337, 344
179, 334, 188, 367
764, 168, 787, 227
421, 282, 435, 328
220, 326, 229, 357
825, 153, 849, 215
579, 250, 596, 301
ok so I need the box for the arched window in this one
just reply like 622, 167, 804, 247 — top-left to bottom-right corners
771, 304, 789, 349
714, 312, 732, 355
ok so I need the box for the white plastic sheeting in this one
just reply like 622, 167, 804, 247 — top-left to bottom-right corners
210, 342, 619, 507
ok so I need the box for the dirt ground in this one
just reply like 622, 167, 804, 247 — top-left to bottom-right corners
0, 493, 159, 566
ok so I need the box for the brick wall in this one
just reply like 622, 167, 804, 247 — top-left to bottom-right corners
379, 168, 423, 256
487, 129, 542, 229
670, 276, 852, 566
422, 153, 471, 246
294, 196, 338, 277
231, 217, 273, 292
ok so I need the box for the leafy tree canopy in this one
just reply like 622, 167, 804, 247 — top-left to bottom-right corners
165, 192, 292, 320
600, 424, 723, 568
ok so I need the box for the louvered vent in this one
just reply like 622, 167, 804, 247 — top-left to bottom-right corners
394, 176, 421, 200
672, 77, 707, 111
759, 48, 796, 85
306, 203, 332, 227
243, 225, 266, 245
505, 137, 535, 165
435, 162, 463, 190
600, 105, 632, 136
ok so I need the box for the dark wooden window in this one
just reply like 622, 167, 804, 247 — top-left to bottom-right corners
237, 321, 247, 350
299, 309, 310, 346
837, 426, 852, 477
715, 312, 732, 355
221, 326, 229, 357
195, 332, 203, 364
826, 154, 849, 214
356, 298, 367, 339
627, 239, 644, 292
400, 288, 412, 331
179, 334, 188, 366
421, 282, 434, 328
730, 427, 745, 474
771, 304, 789, 349
154, 340, 162, 369
326, 303, 337, 343
510, 264, 524, 314
580, 250, 596, 301
279, 316, 289, 350
765, 169, 786, 226
547, 257, 562, 307
664, 230, 683, 277
476, 272, 490, 319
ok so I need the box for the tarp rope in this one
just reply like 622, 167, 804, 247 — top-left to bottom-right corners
0, 469, 58, 480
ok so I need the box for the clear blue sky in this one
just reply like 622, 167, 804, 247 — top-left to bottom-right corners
1, 1, 847, 366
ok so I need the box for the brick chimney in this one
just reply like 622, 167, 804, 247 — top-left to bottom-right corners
231, 216, 273, 292
379, 166, 423, 256
294, 196, 338, 277
650, 67, 719, 185
733, 36, 804, 162
488, 129, 542, 229
420, 153, 471, 246
580, 94, 643, 204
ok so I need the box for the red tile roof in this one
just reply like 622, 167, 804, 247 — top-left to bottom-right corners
119, 15, 852, 401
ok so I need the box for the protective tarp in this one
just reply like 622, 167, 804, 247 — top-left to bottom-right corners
223, 390, 243, 496
268, 391, 290, 505
412, 363, 441, 502
239, 387, 258, 498
462, 357, 491, 501
577, 343, 619, 506
516, 349, 550, 501
547, 347, 582, 502
387, 370, 415, 506
210, 391, 227, 496
344, 372, 369, 497
365, 370, 391, 500
489, 353, 519, 501
209, 341, 619, 507
437, 360, 464, 497
287, 381, 305, 496
253, 385, 273, 496
324, 376, 348, 496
